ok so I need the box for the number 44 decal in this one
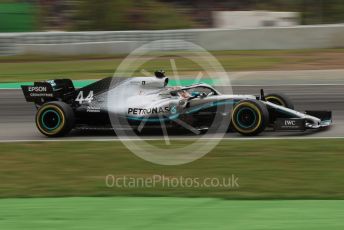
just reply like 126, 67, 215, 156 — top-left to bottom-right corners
75, 91, 94, 104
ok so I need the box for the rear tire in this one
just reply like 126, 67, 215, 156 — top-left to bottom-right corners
36, 101, 75, 137
231, 100, 269, 136
265, 93, 294, 109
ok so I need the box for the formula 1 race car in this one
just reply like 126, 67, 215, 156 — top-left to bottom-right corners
21, 71, 332, 137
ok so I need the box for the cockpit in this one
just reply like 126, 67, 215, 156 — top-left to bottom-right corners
159, 84, 219, 99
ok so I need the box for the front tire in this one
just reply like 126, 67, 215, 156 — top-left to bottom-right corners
231, 100, 269, 136
265, 93, 294, 124
265, 93, 294, 109
36, 101, 75, 137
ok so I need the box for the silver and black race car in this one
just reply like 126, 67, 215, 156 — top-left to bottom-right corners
21, 71, 332, 137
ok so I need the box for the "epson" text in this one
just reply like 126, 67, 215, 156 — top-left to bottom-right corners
28, 86, 47, 92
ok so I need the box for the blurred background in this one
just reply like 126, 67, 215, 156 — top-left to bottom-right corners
0, 0, 343, 56
1, 0, 344, 32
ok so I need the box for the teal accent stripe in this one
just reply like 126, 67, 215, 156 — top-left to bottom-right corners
0, 79, 216, 89
126, 114, 179, 123
126, 100, 234, 123
236, 107, 256, 128
186, 100, 234, 114
41, 109, 61, 130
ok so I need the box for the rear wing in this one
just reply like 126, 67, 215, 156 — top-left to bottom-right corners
21, 82, 55, 103
21, 79, 75, 104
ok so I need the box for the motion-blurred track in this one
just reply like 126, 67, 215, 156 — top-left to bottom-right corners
1, 84, 343, 141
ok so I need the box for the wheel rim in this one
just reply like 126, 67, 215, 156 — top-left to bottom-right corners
231, 101, 263, 134
236, 107, 257, 128
41, 109, 61, 130
36, 104, 66, 136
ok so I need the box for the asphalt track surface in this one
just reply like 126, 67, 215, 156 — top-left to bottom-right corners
1, 84, 343, 141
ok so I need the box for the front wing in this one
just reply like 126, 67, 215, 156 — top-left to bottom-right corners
264, 101, 332, 131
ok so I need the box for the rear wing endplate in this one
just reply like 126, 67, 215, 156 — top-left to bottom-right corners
21, 82, 55, 103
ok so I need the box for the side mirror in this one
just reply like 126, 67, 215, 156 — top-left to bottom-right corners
155, 70, 165, 79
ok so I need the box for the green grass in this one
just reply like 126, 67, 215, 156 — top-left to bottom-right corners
1, 139, 343, 229
0, 55, 280, 82
0, 139, 344, 199
0, 197, 343, 230
0, 49, 343, 82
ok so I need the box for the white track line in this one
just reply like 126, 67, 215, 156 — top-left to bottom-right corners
229, 83, 344, 87
1, 83, 344, 90
1, 136, 344, 143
